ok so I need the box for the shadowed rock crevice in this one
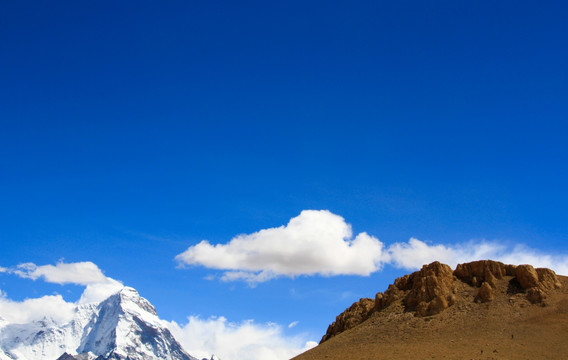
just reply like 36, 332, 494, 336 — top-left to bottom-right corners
320, 260, 562, 344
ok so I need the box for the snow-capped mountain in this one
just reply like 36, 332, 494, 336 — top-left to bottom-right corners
0, 287, 201, 360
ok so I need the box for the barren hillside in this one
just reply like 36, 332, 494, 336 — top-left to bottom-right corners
293, 260, 568, 360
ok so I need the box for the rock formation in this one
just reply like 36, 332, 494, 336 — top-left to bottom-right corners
320, 298, 375, 343
320, 260, 562, 344
515, 265, 562, 304
373, 261, 457, 317
55, 354, 77, 360
454, 260, 516, 286
476, 281, 494, 302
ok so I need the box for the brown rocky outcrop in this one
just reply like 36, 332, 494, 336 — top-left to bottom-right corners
515, 265, 562, 303
536, 268, 563, 290
320, 297, 375, 343
403, 261, 455, 316
321, 262, 456, 343
516, 264, 540, 289
319, 260, 564, 344
476, 281, 494, 302
375, 261, 455, 315
453, 260, 517, 286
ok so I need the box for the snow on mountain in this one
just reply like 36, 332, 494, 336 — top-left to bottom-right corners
0, 287, 201, 360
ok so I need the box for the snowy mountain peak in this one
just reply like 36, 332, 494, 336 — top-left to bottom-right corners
114, 286, 158, 317
0, 287, 200, 360
116, 286, 140, 300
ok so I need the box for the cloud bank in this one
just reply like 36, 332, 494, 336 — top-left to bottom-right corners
0, 261, 123, 324
176, 210, 568, 283
0, 290, 76, 325
168, 316, 316, 360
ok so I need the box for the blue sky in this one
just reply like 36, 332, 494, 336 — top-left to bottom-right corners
1, 1, 567, 359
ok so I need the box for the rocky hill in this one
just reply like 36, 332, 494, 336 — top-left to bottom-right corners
293, 260, 568, 360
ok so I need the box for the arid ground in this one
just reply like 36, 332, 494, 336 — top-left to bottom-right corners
293, 262, 568, 360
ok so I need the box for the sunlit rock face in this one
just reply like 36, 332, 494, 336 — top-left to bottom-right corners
320, 260, 562, 343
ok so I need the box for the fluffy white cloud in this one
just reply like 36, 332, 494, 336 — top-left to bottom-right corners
77, 279, 124, 304
176, 210, 386, 283
7, 261, 124, 304
0, 261, 123, 324
0, 290, 76, 324
176, 210, 568, 282
167, 316, 316, 360
12, 261, 110, 285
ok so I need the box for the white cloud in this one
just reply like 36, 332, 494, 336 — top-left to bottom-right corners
288, 321, 299, 328
0, 290, 76, 324
77, 279, 124, 304
6, 261, 123, 305
495, 244, 568, 276
384, 238, 568, 275
6, 261, 124, 305
385, 238, 505, 270
0, 261, 124, 324
12, 261, 110, 285
176, 210, 386, 283
167, 316, 316, 360
176, 210, 568, 282
1, 261, 316, 360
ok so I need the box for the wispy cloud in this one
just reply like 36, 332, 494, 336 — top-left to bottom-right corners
385, 238, 568, 275
288, 321, 299, 328
176, 210, 568, 283
386, 238, 504, 269
167, 316, 316, 360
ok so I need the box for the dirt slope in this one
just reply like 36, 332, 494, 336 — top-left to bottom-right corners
293, 261, 568, 360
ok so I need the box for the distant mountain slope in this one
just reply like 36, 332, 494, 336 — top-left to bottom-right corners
0, 287, 201, 360
293, 260, 568, 360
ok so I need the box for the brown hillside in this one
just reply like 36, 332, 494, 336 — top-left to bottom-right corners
293, 260, 568, 360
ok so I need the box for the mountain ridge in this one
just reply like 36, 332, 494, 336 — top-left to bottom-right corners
0, 287, 202, 360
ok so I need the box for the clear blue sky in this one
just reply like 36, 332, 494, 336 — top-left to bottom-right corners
1, 1, 567, 358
